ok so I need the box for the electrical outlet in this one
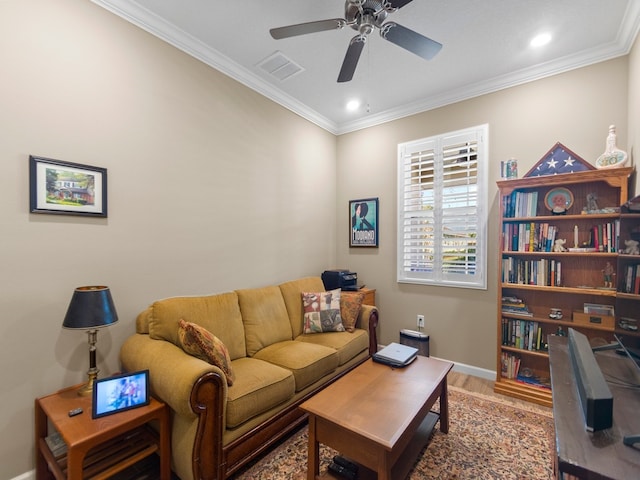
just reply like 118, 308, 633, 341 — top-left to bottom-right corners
417, 314, 425, 329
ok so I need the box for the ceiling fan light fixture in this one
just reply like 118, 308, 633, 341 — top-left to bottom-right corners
530, 32, 552, 48
346, 99, 361, 111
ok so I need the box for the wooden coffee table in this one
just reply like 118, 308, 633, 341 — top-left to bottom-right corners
300, 355, 454, 480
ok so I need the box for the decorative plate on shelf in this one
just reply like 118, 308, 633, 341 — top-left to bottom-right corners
544, 187, 574, 214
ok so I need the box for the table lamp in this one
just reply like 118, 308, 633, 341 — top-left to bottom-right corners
63, 286, 119, 396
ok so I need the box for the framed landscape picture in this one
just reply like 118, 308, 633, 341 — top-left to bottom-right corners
29, 155, 108, 217
349, 197, 378, 247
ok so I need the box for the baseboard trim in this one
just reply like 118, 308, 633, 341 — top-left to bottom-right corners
10, 470, 34, 480
440, 357, 496, 381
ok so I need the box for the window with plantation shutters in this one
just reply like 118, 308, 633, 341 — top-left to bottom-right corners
397, 125, 488, 289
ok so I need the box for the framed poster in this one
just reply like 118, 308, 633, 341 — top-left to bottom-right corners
29, 155, 108, 217
350, 197, 378, 247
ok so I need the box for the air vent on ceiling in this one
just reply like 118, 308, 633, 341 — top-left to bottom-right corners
257, 51, 304, 81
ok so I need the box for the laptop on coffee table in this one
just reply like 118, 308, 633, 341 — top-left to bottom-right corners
372, 342, 418, 367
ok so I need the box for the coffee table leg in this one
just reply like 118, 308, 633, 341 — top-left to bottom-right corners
378, 454, 391, 480
440, 379, 449, 433
308, 415, 319, 480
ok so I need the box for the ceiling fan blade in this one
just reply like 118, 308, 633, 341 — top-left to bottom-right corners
380, 22, 442, 60
270, 19, 345, 39
386, 0, 415, 9
338, 35, 367, 83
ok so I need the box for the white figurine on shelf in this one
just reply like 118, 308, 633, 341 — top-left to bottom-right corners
622, 239, 640, 255
553, 238, 567, 252
596, 125, 628, 169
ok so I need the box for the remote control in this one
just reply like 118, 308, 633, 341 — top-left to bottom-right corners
328, 462, 356, 480
68, 407, 83, 417
333, 456, 358, 474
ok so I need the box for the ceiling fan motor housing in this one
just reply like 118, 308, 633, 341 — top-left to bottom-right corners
346, 0, 389, 32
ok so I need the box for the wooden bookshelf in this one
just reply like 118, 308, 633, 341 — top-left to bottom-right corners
495, 167, 633, 407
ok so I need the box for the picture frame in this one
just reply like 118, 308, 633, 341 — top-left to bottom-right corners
29, 155, 108, 217
349, 197, 378, 247
92, 370, 150, 419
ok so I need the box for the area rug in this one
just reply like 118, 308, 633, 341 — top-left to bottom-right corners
231, 386, 555, 480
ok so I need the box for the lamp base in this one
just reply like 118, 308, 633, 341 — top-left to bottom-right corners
77, 369, 98, 396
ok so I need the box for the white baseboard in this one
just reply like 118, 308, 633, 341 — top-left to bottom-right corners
10, 470, 34, 480
437, 357, 496, 381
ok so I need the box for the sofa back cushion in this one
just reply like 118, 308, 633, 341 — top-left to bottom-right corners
236, 285, 293, 356
148, 292, 246, 360
279, 277, 326, 338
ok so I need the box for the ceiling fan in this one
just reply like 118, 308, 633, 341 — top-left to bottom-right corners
270, 0, 442, 83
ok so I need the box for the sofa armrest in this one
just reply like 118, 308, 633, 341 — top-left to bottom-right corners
358, 305, 379, 355
120, 334, 228, 420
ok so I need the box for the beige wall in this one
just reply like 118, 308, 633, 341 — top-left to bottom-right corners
0, 1, 336, 478
337, 56, 630, 371
629, 28, 640, 194
0, 0, 637, 478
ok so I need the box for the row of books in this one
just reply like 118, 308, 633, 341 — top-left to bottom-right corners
501, 352, 521, 379
501, 220, 620, 252
502, 257, 562, 286
590, 221, 620, 252
501, 318, 545, 351
500, 352, 551, 390
622, 264, 640, 294
502, 222, 557, 252
502, 191, 538, 218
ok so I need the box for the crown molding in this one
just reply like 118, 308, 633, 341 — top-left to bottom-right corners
93, 0, 639, 137
91, 0, 339, 134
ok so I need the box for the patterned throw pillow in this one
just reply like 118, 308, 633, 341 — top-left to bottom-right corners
302, 289, 345, 334
340, 291, 365, 332
177, 319, 235, 386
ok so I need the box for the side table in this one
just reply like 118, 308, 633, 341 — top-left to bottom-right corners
35, 383, 170, 479
360, 287, 375, 306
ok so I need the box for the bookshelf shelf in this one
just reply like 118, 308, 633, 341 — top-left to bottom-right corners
501, 346, 549, 358
501, 283, 617, 296
495, 167, 633, 407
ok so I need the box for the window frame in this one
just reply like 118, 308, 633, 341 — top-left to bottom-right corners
396, 124, 489, 290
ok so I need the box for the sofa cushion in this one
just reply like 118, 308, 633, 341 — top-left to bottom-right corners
296, 329, 369, 366
302, 289, 345, 334
177, 319, 235, 386
279, 277, 326, 338
236, 286, 293, 356
226, 357, 295, 428
148, 292, 246, 360
340, 291, 365, 332
253, 340, 339, 391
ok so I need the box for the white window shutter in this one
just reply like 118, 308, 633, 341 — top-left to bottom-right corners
397, 125, 488, 289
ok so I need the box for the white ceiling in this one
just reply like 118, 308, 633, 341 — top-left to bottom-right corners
92, 0, 640, 135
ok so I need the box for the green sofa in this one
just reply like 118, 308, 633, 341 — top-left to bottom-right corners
119, 276, 378, 480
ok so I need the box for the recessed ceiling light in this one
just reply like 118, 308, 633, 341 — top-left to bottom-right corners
530, 32, 552, 48
346, 100, 360, 111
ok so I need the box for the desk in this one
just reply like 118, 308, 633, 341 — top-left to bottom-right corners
35, 383, 170, 479
548, 336, 640, 480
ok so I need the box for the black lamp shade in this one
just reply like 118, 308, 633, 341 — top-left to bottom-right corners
63, 286, 119, 330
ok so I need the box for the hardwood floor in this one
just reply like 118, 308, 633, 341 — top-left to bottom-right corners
447, 370, 497, 394
447, 370, 553, 413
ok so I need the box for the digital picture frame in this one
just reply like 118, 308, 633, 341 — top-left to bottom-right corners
92, 370, 150, 419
